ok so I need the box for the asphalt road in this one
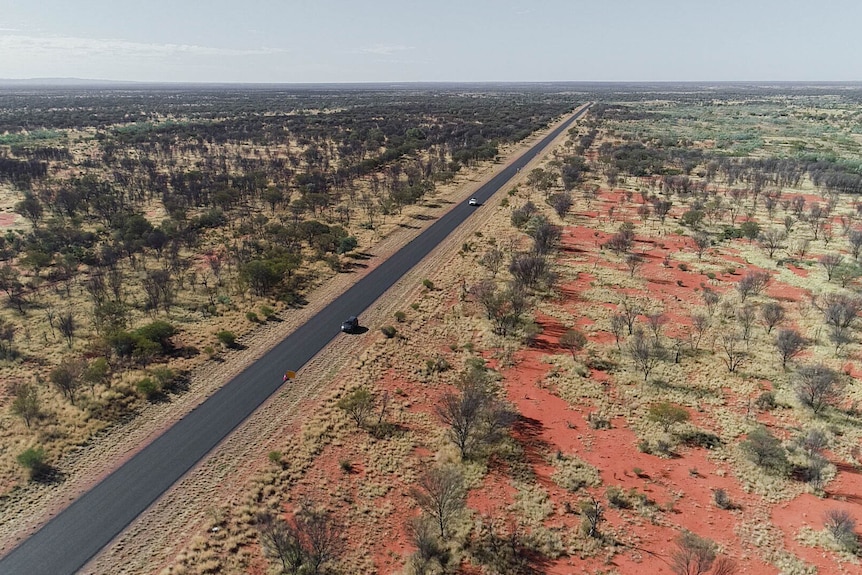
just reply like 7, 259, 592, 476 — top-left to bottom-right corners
0, 103, 590, 575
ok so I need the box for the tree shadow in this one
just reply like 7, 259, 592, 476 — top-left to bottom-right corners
412, 213, 438, 221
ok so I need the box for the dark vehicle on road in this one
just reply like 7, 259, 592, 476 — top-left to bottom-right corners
341, 316, 359, 333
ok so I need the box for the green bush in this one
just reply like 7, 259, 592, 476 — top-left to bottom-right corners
381, 325, 397, 338
259, 305, 275, 320
17, 446, 51, 481
741, 426, 789, 475
394, 311, 406, 323
136, 377, 161, 400
216, 330, 237, 348
422, 279, 435, 290
246, 311, 259, 323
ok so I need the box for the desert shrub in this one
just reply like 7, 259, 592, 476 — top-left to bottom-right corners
671, 531, 735, 575
584, 355, 616, 372
678, 262, 689, 272
511, 201, 538, 228
824, 509, 858, 553
17, 446, 51, 481
259, 305, 275, 320
713, 489, 735, 510
587, 411, 611, 430
267, 451, 282, 465
678, 429, 721, 450
551, 454, 601, 492
246, 311, 259, 323
339, 459, 354, 473
394, 311, 407, 323
381, 325, 397, 338
741, 426, 789, 475
216, 330, 237, 348
606, 486, 632, 509
754, 391, 777, 411
647, 402, 690, 432
422, 278, 435, 290
136, 377, 161, 400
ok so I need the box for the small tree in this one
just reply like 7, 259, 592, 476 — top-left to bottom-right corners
741, 426, 789, 475
760, 302, 785, 334
671, 531, 737, 575
718, 332, 746, 373
17, 446, 51, 481
795, 363, 843, 415
337, 387, 376, 428
49, 359, 85, 404
625, 252, 645, 277
824, 510, 859, 553
296, 506, 343, 575
559, 328, 587, 360
848, 229, 862, 260
57, 310, 76, 348
580, 496, 604, 538
628, 328, 664, 382
411, 465, 465, 539
736, 270, 770, 302
11, 382, 40, 428
692, 231, 711, 260
648, 402, 690, 433
819, 253, 845, 282
775, 328, 807, 369
758, 228, 786, 259
256, 511, 304, 574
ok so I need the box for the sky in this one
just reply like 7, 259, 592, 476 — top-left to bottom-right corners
1, 0, 860, 83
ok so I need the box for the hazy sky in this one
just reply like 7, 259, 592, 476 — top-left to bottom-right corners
1, 0, 860, 83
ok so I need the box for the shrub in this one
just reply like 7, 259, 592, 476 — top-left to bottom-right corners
136, 377, 160, 400
754, 391, 777, 411
246, 311, 259, 323
381, 325, 397, 338
216, 330, 237, 348
259, 305, 275, 320
17, 446, 51, 481
713, 488, 734, 510
267, 451, 282, 465
422, 279, 435, 290
824, 509, 858, 552
741, 426, 789, 475
606, 486, 632, 509
678, 429, 721, 450
647, 402, 690, 432
340, 459, 354, 473
394, 311, 406, 323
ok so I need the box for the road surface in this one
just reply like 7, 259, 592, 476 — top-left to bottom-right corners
0, 103, 590, 575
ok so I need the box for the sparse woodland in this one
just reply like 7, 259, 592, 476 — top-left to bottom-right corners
5, 85, 862, 574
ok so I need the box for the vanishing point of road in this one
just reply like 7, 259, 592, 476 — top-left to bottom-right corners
0, 103, 591, 575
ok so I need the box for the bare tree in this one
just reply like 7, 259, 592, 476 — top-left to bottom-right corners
718, 332, 746, 373
479, 247, 504, 277
646, 312, 668, 343
625, 252, 645, 277
848, 229, 862, 260
407, 516, 447, 574
436, 379, 513, 459
735, 270, 770, 302
610, 314, 626, 349
256, 511, 304, 575
411, 465, 466, 539
628, 328, 665, 382
688, 314, 710, 352
701, 287, 720, 317
580, 496, 604, 538
775, 328, 807, 369
735, 304, 757, 342
296, 507, 343, 575
760, 302, 785, 334
57, 311, 76, 348
824, 510, 859, 552
758, 228, 786, 259
819, 253, 845, 282
795, 363, 844, 415
619, 298, 642, 336
671, 531, 737, 575
819, 293, 862, 352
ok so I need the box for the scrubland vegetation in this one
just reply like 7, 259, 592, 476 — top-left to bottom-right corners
5, 83, 862, 574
